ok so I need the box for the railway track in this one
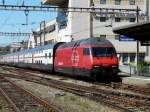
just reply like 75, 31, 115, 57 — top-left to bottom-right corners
1, 66, 150, 112
2, 65, 150, 96
92, 81, 150, 98
0, 75, 63, 112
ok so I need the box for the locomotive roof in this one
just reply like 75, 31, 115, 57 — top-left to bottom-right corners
59, 38, 113, 48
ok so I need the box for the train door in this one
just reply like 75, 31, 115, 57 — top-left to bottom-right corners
82, 47, 92, 76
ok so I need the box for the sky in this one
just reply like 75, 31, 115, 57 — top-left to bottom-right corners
0, 0, 57, 46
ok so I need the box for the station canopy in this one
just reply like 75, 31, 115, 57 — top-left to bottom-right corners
113, 21, 150, 42
42, 0, 68, 6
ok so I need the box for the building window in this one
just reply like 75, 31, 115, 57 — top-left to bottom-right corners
100, 0, 106, 4
130, 54, 135, 63
129, 0, 135, 5
129, 18, 136, 22
45, 41, 48, 45
100, 35, 106, 39
122, 54, 128, 63
115, 17, 121, 22
139, 53, 145, 62
57, 10, 68, 30
115, 35, 120, 40
115, 0, 121, 5
100, 17, 106, 22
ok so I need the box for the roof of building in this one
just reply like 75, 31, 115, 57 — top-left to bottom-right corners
113, 21, 150, 42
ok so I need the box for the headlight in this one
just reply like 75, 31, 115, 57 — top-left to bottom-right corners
94, 65, 99, 68
112, 66, 117, 68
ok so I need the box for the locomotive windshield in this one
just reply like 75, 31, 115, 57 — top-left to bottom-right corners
92, 47, 116, 57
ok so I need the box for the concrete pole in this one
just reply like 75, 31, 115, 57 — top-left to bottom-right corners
146, 0, 149, 20
40, 23, 42, 46
136, 6, 140, 76
89, 0, 93, 38
146, 0, 150, 61
43, 21, 46, 45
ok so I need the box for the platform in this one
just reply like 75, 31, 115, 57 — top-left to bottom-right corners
122, 76, 150, 88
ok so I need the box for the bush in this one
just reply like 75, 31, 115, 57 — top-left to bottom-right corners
143, 61, 150, 66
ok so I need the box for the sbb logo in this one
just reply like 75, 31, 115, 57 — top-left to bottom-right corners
71, 50, 79, 66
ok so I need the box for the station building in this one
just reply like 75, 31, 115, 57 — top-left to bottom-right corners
34, 0, 150, 65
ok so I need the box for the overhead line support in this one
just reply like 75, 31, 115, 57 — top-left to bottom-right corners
0, 4, 138, 13
0, 32, 32, 36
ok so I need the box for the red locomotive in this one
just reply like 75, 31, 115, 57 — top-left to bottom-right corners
0, 37, 119, 80
54, 37, 119, 79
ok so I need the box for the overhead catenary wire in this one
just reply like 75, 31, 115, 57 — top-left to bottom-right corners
0, 0, 24, 29
0, 4, 143, 30
0, 2, 146, 43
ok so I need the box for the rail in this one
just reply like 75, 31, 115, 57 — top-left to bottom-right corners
1, 67, 150, 112
0, 75, 63, 112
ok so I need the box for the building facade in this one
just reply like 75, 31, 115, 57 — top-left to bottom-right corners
34, 19, 58, 46
40, 0, 149, 65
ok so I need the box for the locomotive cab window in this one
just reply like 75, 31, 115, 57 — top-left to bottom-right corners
83, 48, 90, 56
92, 47, 116, 57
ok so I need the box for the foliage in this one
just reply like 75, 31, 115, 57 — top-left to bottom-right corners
143, 61, 150, 66
0, 46, 11, 55
137, 62, 150, 74
0, 51, 10, 55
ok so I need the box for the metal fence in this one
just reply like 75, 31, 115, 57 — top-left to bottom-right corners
139, 66, 150, 77
119, 65, 136, 76
119, 65, 150, 77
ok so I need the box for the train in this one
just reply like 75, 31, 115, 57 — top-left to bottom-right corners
0, 38, 119, 79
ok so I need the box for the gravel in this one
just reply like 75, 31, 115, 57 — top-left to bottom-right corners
0, 96, 10, 112
11, 78, 122, 112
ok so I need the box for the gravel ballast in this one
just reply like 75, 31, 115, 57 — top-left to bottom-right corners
11, 78, 122, 112
0, 96, 10, 112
